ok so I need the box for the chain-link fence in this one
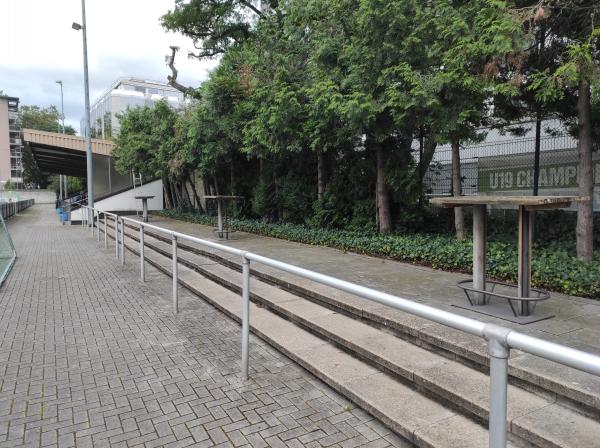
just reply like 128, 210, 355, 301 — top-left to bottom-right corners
416, 120, 599, 211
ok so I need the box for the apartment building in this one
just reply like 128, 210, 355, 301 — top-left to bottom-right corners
0, 96, 23, 188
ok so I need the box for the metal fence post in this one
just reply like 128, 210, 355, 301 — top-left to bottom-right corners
114, 216, 119, 258
241, 254, 250, 380
120, 218, 125, 265
90, 208, 94, 236
140, 225, 145, 282
97, 211, 100, 242
104, 213, 107, 248
484, 325, 511, 448
172, 234, 178, 313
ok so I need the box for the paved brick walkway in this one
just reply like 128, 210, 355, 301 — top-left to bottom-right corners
0, 205, 409, 448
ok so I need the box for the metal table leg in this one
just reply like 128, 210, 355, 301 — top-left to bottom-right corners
518, 205, 532, 316
472, 204, 487, 305
217, 199, 224, 240
142, 199, 149, 223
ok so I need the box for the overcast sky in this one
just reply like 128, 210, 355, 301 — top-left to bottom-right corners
0, 0, 217, 133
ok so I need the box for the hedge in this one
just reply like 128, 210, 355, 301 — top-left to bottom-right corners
158, 210, 600, 299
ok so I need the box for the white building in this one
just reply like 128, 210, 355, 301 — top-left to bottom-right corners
83, 78, 186, 139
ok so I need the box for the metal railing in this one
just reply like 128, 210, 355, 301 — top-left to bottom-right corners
0, 199, 35, 220
80, 205, 600, 448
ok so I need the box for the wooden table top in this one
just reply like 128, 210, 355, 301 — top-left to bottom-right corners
430, 195, 584, 210
204, 196, 244, 200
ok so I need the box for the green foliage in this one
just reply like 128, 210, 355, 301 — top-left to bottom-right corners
3, 180, 15, 191
21, 144, 48, 188
158, 209, 600, 299
47, 176, 86, 197
113, 101, 179, 178
19, 105, 75, 134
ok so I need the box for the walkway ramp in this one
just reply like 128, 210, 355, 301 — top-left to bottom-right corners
1, 204, 406, 447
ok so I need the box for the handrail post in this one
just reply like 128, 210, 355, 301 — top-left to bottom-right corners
120, 218, 125, 265
114, 215, 119, 258
139, 225, 145, 282
172, 234, 178, 313
484, 325, 511, 448
104, 213, 107, 248
90, 208, 94, 236
241, 253, 250, 380
96, 211, 100, 242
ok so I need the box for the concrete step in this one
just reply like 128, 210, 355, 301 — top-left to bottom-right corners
117, 222, 600, 418
102, 223, 600, 447
111, 231, 498, 447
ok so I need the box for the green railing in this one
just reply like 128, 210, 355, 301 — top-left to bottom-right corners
0, 199, 34, 286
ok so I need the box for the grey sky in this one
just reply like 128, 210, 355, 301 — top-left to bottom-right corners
0, 0, 217, 133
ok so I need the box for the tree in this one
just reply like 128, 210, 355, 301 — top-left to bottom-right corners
19, 105, 76, 134
21, 145, 49, 188
524, 1, 599, 261
161, 0, 275, 96
113, 101, 196, 209
423, 1, 523, 239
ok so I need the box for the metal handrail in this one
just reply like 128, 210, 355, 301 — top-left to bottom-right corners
80, 205, 600, 448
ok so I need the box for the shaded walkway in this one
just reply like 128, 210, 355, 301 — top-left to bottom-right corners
0, 205, 406, 448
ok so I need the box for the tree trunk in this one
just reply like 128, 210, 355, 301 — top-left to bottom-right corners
375, 142, 392, 234
171, 180, 181, 208
188, 175, 204, 213
163, 177, 173, 209
317, 148, 325, 202
451, 138, 465, 240
576, 79, 594, 262
181, 181, 192, 209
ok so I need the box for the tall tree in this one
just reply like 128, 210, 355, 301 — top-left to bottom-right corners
19, 105, 76, 134
161, 0, 276, 96
524, 1, 599, 261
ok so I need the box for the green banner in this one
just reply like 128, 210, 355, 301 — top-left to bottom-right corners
479, 161, 600, 192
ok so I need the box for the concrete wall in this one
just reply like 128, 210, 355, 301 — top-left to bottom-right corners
0, 189, 56, 204
0, 100, 10, 183
71, 179, 163, 221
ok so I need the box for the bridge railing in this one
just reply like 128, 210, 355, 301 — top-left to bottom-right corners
80, 205, 600, 448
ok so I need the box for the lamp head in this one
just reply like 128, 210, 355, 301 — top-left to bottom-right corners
72, 22, 82, 31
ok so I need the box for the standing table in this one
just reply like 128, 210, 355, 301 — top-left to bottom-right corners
430, 196, 581, 318
135, 195, 155, 223
205, 196, 243, 240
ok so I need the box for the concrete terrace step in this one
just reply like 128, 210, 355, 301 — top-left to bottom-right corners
101, 223, 600, 447
112, 233, 497, 448
116, 222, 600, 417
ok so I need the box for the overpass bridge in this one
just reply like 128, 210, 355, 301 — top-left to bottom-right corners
21, 129, 163, 217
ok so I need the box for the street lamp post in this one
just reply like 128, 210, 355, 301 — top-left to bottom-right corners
56, 81, 66, 200
73, 0, 93, 226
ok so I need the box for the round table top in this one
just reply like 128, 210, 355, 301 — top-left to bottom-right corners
135, 195, 155, 200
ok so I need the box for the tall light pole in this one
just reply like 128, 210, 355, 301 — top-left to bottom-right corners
73, 0, 93, 225
56, 81, 65, 200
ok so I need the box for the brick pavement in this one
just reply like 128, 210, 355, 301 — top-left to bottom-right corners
0, 205, 410, 448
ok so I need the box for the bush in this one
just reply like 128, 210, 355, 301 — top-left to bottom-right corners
158, 210, 600, 299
